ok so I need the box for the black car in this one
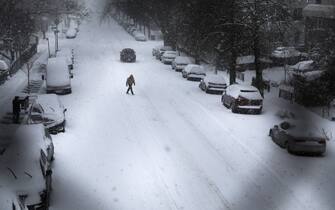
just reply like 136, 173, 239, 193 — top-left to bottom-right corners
120, 48, 136, 62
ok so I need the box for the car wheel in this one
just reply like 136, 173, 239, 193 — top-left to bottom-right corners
256, 108, 262, 114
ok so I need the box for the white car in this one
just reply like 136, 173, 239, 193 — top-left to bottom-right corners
66, 28, 77, 39
133, 31, 147, 41
161, 51, 177, 64
199, 74, 227, 94
156, 46, 173, 60
221, 84, 263, 114
182, 64, 206, 81
171, 56, 195, 72
28, 94, 67, 134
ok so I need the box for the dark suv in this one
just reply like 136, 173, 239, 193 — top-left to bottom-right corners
120, 48, 136, 62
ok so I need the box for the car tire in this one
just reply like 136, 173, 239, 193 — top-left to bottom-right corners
255, 108, 262, 115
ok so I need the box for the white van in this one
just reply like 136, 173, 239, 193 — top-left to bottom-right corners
46, 57, 72, 95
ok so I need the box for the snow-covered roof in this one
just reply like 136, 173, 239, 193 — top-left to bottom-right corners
47, 57, 71, 87
227, 84, 263, 100
271, 47, 301, 58
303, 4, 335, 19
204, 74, 226, 84
290, 60, 315, 72
0, 60, 9, 71
174, 56, 194, 64
184, 64, 203, 73
236, 55, 254, 65
293, 70, 324, 81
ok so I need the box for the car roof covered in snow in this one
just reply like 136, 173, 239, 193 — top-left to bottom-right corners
290, 60, 315, 72
33, 93, 65, 115
0, 125, 47, 201
236, 55, 255, 65
47, 56, 71, 87
278, 120, 325, 139
203, 74, 226, 84
271, 47, 301, 58
174, 56, 195, 64
227, 84, 263, 100
184, 64, 203, 73
303, 4, 335, 19
0, 60, 9, 71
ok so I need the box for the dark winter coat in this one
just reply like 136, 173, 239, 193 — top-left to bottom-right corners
126, 75, 135, 86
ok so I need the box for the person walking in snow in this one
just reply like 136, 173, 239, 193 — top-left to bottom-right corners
126, 74, 135, 95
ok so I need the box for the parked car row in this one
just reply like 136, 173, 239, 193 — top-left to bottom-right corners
0, 43, 77, 208
0, 124, 55, 209
116, 19, 147, 42
151, 45, 326, 156
151, 44, 328, 157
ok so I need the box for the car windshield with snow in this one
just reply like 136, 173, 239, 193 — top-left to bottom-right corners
199, 74, 227, 94
221, 84, 263, 114
27, 94, 67, 134
161, 51, 177, 64
182, 64, 206, 81
171, 56, 195, 72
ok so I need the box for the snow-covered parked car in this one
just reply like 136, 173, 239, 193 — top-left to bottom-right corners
0, 124, 53, 209
27, 94, 67, 134
171, 56, 195, 72
0, 59, 9, 76
199, 74, 227, 94
270, 46, 302, 65
133, 31, 147, 41
0, 59, 9, 84
155, 46, 173, 60
152, 45, 161, 56
221, 84, 263, 114
269, 121, 326, 156
161, 51, 177, 64
120, 48, 136, 62
58, 48, 74, 78
46, 57, 72, 95
182, 64, 206, 81
66, 27, 77, 39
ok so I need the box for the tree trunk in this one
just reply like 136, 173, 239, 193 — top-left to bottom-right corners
254, 34, 264, 96
229, 50, 237, 85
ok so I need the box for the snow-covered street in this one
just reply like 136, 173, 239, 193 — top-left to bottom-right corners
39, 17, 335, 210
